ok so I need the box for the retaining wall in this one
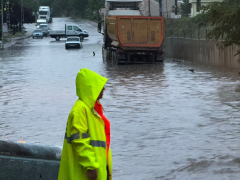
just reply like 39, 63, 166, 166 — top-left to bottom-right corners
0, 140, 61, 180
163, 37, 240, 70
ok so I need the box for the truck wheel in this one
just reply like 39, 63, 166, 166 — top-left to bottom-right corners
152, 53, 157, 62
102, 47, 106, 61
112, 51, 119, 65
106, 48, 110, 61
111, 51, 115, 62
55, 36, 60, 41
115, 50, 119, 63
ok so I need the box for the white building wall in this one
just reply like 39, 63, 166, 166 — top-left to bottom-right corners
162, 0, 175, 19
189, 0, 223, 17
143, 0, 160, 16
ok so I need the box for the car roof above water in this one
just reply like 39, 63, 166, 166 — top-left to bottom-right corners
39, 24, 48, 27
67, 37, 80, 41
33, 29, 42, 32
67, 36, 80, 39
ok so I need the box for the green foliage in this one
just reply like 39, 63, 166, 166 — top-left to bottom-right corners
48, 0, 104, 20
171, 5, 180, 14
191, 13, 208, 28
166, 0, 240, 57
1, 0, 104, 20
200, 0, 240, 55
85, 0, 105, 21
165, 13, 210, 39
165, 14, 208, 30
180, 0, 190, 17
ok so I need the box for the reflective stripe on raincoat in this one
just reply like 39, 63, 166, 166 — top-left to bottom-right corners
58, 68, 112, 180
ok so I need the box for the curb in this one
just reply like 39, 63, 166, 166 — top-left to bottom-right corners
15, 34, 32, 41
2, 34, 32, 49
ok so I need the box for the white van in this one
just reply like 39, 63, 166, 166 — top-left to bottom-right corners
36, 19, 47, 28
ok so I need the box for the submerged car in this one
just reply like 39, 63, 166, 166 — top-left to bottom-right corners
37, 24, 51, 37
65, 36, 83, 49
32, 29, 43, 39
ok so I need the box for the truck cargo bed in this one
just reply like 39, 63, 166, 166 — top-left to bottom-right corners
106, 16, 164, 49
49, 30, 65, 35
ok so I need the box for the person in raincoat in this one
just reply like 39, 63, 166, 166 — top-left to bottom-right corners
58, 68, 112, 180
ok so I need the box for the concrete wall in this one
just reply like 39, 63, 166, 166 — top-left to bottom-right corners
0, 140, 61, 180
163, 37, 240, 70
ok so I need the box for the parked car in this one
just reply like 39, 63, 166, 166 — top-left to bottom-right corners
32, 29, 43, 39
37, 24, 51, 37
65, 36, 83, 49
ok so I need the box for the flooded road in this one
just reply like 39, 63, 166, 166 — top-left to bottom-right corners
1, 18, 240, 179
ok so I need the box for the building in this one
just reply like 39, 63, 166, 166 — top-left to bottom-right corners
161, 0, 187, 19
189, 0, 223, 17
143, 0, 160, 16
161, 0, 175, 19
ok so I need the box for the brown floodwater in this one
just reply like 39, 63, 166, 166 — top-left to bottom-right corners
1, 18, 240, 180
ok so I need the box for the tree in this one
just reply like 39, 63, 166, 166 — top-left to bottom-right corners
1, 1, 35, 25
10, 2, 35, 24
171, 5, 180, 14
180, 0, 191, 17
85, 0, 105, 21
200, 0, 240, 55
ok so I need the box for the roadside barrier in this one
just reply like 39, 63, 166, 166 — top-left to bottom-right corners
0, 140, 61, 180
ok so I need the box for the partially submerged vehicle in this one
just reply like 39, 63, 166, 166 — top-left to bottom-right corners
65, 36, 83, 49
36, 19, 47, 28
37, 24, 51, 37
32, 29, 44, 39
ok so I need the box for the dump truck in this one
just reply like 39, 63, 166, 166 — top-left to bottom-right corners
98, 0, 164, 64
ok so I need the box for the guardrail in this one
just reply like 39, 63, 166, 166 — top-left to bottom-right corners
0, 140, 61, 180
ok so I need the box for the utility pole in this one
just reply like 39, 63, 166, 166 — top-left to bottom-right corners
1, 0, 3, 49
148, 0, 151, 16
159, 0, 162, 16
166, 0, 168, 19
175, 0, 178, 17
6, 0, 10, 28
21, 0, 24, 26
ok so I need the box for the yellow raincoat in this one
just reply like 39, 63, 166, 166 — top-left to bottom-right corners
58, 68, 112, 180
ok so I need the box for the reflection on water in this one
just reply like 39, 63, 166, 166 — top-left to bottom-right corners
1, 19, 240, 179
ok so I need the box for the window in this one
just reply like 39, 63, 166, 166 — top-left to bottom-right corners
73, 26, 82, 32
68, 26, 72, 30
39, 11, 48, 15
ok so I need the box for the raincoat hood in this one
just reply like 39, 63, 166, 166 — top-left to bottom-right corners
76, 68, 107, 109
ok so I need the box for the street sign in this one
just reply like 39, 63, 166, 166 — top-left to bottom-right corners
3, 23, 8, 33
